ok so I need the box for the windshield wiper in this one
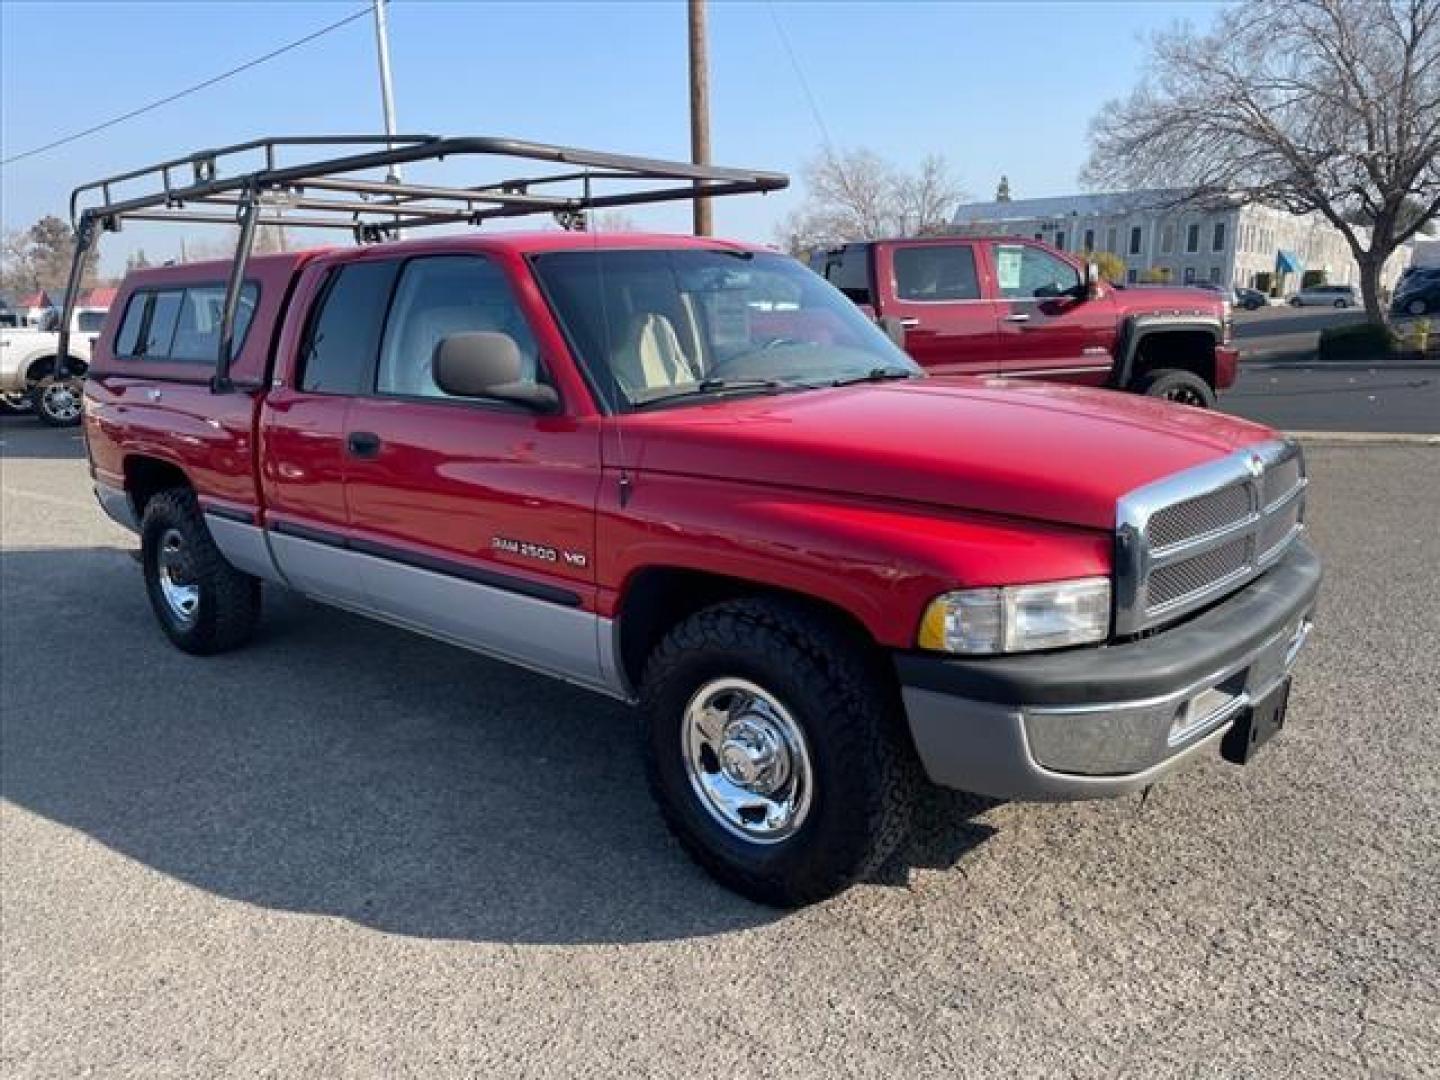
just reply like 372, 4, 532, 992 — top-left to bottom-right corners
631, 377, 785, 408
829, 367, 918, 388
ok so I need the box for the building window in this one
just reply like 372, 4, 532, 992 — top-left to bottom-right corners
1105, 227, 1118, 253
1126, 267, 1138, 284
1212, 222, 1226, 252
1160, 223, 1176, 254
1209, 266, 1221, 283
1033, 232, 1043, 241
1054, 230, 1066, 251
1186, 223, 1200, 253
1083, 228, 1095, 251
1128, 226, 1142, 255
1183, 266, 1196, 284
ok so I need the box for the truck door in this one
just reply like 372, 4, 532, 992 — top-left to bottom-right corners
339, 254, 608, 689
259, 257, 399, 607
876, 241, 998, 376
985, 241, 1116, 385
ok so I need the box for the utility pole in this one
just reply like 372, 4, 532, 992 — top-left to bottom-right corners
372, 0, 402, 183
688, 0, 712, 236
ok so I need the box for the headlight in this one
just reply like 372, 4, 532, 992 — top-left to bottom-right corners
917, 577, 1111, 655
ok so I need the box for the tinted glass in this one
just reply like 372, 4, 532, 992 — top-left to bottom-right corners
77, 310, 107, 333
114, 295, 148, 355
990, 244, 1081, 299
822, 245, 872, 304
168, 285, 258, 361
376, 256, 540, 400
300, 262, 398, 394
533, 249, 915, 408
141, 292, 183, 358
893, 245, 980, 301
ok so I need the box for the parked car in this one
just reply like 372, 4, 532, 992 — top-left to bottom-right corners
1391, 270, 1440, 316
79, 137, 1321, 906
0, 306, 106, 424
811, 238, 1238, 408
1234, 286, 1268, 310
1288, 284, 1358, 308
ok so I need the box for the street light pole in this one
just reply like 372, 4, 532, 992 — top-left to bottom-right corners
372, 0, 401, 183
688, 0, 712, 236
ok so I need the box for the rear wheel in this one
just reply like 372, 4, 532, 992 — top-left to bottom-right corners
1333, 298, 1348, 308
640, 598, 916, 906
1140, 368, 1217, 409
30, 376, 83, 427
141, 488, 260, 655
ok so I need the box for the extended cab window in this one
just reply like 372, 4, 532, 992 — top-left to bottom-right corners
893, 246, 980, 301
990, 244, 1080, 300
376, 256, 542, 401
300, 262, 398, 394
115, 283, 258, 362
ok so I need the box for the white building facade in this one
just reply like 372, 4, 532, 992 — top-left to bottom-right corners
951, 191, 1410, 296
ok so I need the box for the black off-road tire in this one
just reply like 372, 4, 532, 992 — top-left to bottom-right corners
640, 597, 917, 907
1140, 367, 1217, 409
141, 488, 260, 655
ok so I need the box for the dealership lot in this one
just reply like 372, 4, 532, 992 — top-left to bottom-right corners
2, 420, 1437, 1078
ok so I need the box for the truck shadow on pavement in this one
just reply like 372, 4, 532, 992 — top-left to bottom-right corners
0, 545, 996, 945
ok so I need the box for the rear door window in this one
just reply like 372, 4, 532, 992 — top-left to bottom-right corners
114, 283, 258, 362
299, 261, 399, 394
893, 245, 981, 301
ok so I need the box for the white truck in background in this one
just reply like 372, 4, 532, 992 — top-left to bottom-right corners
0, 307, 105, 426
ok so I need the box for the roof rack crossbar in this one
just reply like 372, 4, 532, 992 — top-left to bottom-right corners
58, 133, 788, 395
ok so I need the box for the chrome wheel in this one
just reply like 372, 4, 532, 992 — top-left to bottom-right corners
1408, 298, 1427, 316
156, 527, 200, 626
682, 677, 814, 844
1162, 384, 1206, 406
36, 380, 82, 423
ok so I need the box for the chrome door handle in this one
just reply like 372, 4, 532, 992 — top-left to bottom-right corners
1002, 313, 1031, 323
899, 317, 920, 328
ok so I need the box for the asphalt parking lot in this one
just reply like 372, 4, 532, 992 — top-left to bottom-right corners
2, 419, 1438, 1078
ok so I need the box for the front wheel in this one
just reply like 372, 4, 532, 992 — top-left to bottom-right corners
640, 598, 916, 906
141, 488, 261, 655
1333, 299, 1349, 308
31, 377, 84, 427
1140, 368, 1217, 409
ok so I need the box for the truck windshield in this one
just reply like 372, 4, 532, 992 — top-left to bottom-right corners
531, 249, 918, 409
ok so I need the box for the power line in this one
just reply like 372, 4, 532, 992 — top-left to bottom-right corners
1, 3, 376, 168
765, 0, 836, 154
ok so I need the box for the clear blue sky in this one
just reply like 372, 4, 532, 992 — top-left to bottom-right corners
1, 0, 1225, 275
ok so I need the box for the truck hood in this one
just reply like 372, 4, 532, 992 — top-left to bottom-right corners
1110, 284, 1224, 316
619, 377, 1273, 531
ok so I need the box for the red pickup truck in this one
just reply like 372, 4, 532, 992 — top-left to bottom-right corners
812, 237, 1239, 407
77, 139, 1318, 906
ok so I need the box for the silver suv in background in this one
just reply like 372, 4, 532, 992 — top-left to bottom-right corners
1288, 284, 1358, 308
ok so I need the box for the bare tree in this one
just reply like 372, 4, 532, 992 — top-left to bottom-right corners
1084, 0, 1440, 325
776, 147, 966, 255
896, 155, 964, 236
0, 216, 100, 293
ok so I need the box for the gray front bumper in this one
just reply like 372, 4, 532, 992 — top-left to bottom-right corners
897, 541, 1320, 801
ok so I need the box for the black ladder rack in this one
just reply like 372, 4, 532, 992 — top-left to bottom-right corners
54, 134, 788, 391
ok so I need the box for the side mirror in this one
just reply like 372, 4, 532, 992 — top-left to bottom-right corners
433, 332, 559, 412
1084, 261, 1102, 297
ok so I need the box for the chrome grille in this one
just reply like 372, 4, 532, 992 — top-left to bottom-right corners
1148, 536, 1252, 607
1146, 483, 1253, 550
1115, 440, 1306, 634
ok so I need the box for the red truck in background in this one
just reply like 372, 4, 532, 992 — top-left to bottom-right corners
812, 237, 1239, 407
74, 138, 1318, 906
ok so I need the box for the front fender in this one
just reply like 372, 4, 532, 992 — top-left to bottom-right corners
598, 472, 1112, 649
